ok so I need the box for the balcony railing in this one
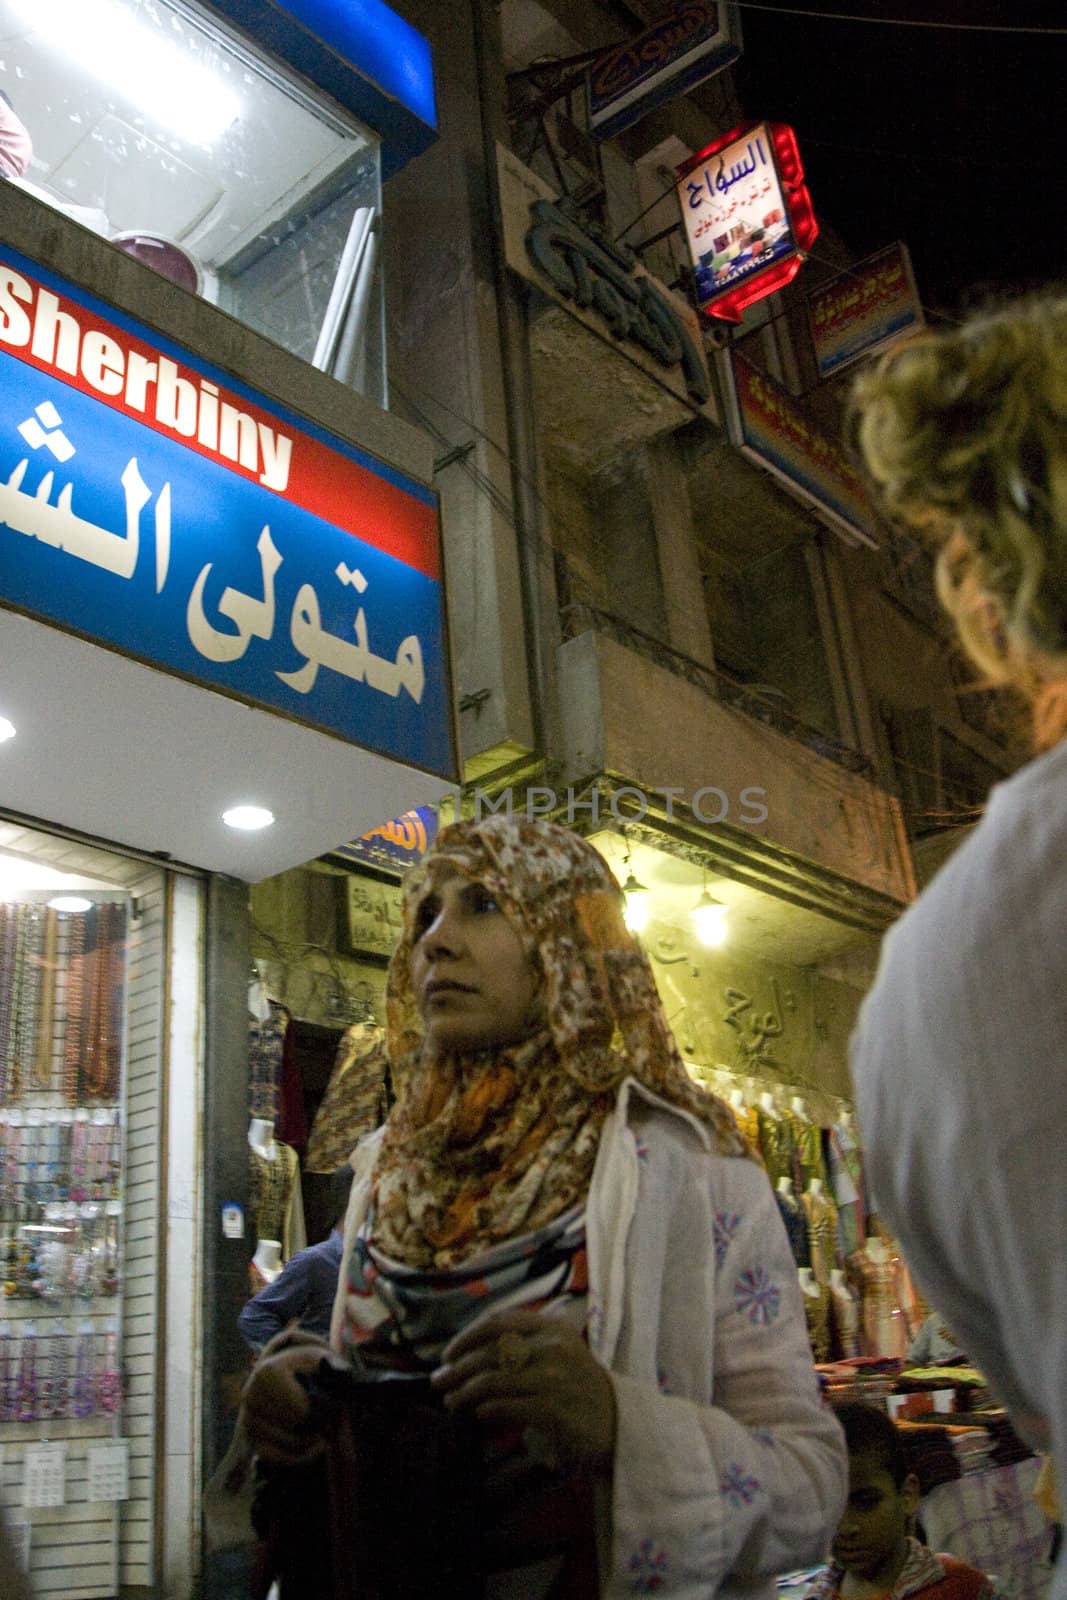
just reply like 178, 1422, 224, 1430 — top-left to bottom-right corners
558, 594, 874, 778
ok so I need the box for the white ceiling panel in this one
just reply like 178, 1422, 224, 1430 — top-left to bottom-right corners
0, 607, 450, 881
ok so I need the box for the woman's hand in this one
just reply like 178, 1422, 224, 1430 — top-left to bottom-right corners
430, 1310, 617, 1476
241, 1344, 336, 1465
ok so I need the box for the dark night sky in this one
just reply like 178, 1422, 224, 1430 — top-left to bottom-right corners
732, 2, 1067, 317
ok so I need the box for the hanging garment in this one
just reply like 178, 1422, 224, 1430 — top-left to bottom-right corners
852, 1246, 908, 1359
733, 1103, 762, 1158
249, 1142, 306, 1262
787, 1111, 829, 1192
248, 1001, 290, 1126
774, 1187, 811, 1268
829, 1277, 860, 1359
802, 1281, 832, 1363
826, 1120, 866, 1256
305, 1024, 388, 1174
276, 1021, 308, 1150
756, 1107, 794, 1188
801, 1186, 839, 1287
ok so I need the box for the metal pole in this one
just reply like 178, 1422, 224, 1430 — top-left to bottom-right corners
311, 204, 373, 372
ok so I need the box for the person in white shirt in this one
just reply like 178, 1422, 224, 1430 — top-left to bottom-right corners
848, 295, 1067, 1600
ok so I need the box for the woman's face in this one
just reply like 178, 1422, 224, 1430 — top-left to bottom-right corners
409, 871, 541, 1051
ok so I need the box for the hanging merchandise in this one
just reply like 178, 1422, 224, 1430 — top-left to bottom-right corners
305, 1020, 388, 1172
773, 1176, 810, 1269
829, 1269, 860, 1359
248, 1120, 306, 1263
826, 1110, 866, 1256
786, 1100, 829, 1193
852, 1234, 908, 1360
801, 1178, 839, 1288
0, 891, 132, 1539
756, 1095, 794, 1187
248, 999, 291, 1127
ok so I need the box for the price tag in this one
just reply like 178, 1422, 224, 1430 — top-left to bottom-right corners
87, 1440, 130, 1502
24, 1442, 66, 1508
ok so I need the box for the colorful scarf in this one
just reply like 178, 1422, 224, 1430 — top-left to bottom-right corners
372, 816, 749, 1268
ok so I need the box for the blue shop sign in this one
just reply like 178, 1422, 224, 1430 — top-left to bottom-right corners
0, 246, 455, 780
333, 805, 439, 875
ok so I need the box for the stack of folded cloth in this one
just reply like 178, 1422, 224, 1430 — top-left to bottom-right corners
950, 1426, 993, 1475
818, 1358, 903, 1407
952, 1408, 1034, 1467
900, 1365, 991, 1409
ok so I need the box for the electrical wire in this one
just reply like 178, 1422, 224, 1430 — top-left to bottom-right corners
726, 1, 1067, 34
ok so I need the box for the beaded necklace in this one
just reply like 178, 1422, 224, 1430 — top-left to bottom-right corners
0, 1321, 15, 1420
16, 1321, 38, 1421
63, 910, 88, 1106
97, 1324, 121, 1413
69, 1118, 89, 1204
96, 905, 125, 1100
0, 905, 17, 1104
13, 906, 43, 1098
5, 906, 27, 1103
72, 1323, 94, 1417
33, 909, 58, 1090
43, 1322, 70, 1419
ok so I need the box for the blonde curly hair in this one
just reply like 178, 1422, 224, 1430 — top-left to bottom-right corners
850, 296, 1067, 749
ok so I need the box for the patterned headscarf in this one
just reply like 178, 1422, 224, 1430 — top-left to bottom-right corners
371, 816, 749, 1268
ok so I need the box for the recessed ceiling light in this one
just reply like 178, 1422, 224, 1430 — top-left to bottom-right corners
222, 805, 275, 831
0, 717, 15, 743
48, 895, 93, 914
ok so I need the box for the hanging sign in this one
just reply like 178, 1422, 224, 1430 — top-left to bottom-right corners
332, 805, 438, 875
807, 242, 924, 379
728, 354, 876, 548
676, 121, 818, 323
587, 1, 740, 143
0, 246, 454, 778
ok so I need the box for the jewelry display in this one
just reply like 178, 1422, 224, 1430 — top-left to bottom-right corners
0, 896, 128, 1444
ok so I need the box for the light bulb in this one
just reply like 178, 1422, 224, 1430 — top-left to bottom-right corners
0, 717, 15, 743
49, 896, 93, 914
10, 0, 241, 145
222, 805, 275, 831
621, 869, 651, 933
690, 891, 728, 947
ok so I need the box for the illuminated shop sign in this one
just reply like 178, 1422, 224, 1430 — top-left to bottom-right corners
676, 121, 818, 323
587, 0, 739, 143
333, 805, 439, 874
0, 247, 454, 777
807, 242, 924, 379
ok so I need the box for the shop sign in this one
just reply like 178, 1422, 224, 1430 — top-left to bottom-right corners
205, 0, 436, 177
332, 805, 438, 875
676, 122, 818, 323
807, 242, 924, 379
587, 1, 740, 143
727, 354, 877, 549
497, 145, 716, 418
0, 246, 455, 778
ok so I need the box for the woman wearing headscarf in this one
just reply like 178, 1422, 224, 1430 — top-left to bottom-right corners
242, 816, 845, 1598
848, 296, 1067, 1600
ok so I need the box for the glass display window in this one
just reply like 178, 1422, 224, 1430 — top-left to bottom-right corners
0, 0, 386, 402
0, 831, 167, 1597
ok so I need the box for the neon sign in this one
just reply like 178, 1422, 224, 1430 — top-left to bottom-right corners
676, 122, 818, 323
